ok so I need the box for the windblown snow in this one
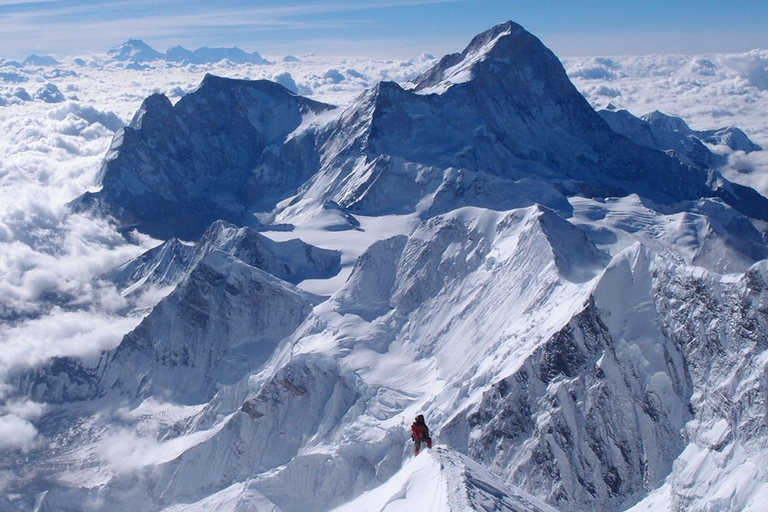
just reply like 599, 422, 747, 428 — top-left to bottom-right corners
2, 20, 768, 512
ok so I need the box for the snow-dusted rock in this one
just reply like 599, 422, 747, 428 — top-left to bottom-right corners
108, 220, 340, 296
280, 21, 768, 224
73, 75, 337, 239
98, 250, 322, 404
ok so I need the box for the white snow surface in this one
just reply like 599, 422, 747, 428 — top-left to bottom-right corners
2, 31, 768, 512
332, 446, 558, 512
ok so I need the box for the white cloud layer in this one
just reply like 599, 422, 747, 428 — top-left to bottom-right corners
0, 414, 38, 451
0, 53, 435, 390
563, 51, 768, 194
0, 46, 767, 458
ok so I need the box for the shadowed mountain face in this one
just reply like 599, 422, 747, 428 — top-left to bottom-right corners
76, 21, 768, 241
73, 75, 335, 239
12, 21, 768, 512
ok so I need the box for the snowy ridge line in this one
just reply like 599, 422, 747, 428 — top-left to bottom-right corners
3, 19, 768, 512
332, 446, 560, 512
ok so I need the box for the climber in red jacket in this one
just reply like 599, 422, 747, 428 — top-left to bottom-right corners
411, 414, 432, 455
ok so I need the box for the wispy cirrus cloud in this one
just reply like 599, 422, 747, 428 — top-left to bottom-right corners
0, 0, 466, 57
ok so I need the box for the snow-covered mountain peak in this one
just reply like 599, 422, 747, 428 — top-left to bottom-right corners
73, 74, 337, 239
107, 219, 341, 299
126, 90, 173, 131
641, 110, 691, 133
332, 446, 560, 512
10, 19, 768, 512
98, 248, 323, 404
412, 20, 564, 97
533, 205, 613, 283
107, 39, 164, 63
165, 45, 269, 65
105, 40, 269, 65
410, 21, 517, 94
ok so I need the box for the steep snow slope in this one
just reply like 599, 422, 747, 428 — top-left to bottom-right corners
98, 250, 322, 404
15, 197, 768, 512
74, 75, 338, 239
15, 248, 322, 406
26, 199, 766, 512
278, 21, 768, 225
332, 446, 559, 512
6, 19, 768, 512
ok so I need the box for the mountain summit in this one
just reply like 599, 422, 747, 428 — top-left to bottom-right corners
107, 39, 164, 62
11, 21, 768, 512
278, 20, 768, 224
78, 21, 768, 241
73, 75, 336, 239
106, 39, 269, 65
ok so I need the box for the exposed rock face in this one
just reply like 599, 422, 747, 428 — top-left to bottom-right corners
598, 107, 762, 169
74, 75, 335, 239
8, 20, 768, 512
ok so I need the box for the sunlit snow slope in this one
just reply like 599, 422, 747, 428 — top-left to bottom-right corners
2, 19, 768, 512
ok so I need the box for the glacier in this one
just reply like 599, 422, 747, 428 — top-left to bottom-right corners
2, 19, 768, 512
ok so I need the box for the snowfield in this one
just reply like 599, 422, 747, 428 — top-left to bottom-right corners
2, 21, 768, 512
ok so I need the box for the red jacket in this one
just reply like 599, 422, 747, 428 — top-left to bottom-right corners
411, 421, 430, 440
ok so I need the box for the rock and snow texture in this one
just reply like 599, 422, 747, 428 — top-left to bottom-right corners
5, 19, 768, 512
74, 75, 337, 239
97, 250, 322, 404
597, 107, 762, 170
107, 220, 341, 296
81, 21, 768, 241
332, 446, 559, 512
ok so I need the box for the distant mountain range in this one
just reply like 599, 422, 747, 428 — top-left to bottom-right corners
75, 22, 768, 241
6, 20, 768, 512
106, 38, 270, 65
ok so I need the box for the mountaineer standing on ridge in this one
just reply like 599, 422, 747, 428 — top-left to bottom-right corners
411, 414, 432, 455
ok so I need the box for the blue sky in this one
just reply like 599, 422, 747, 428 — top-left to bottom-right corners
1, 0, 767, 60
